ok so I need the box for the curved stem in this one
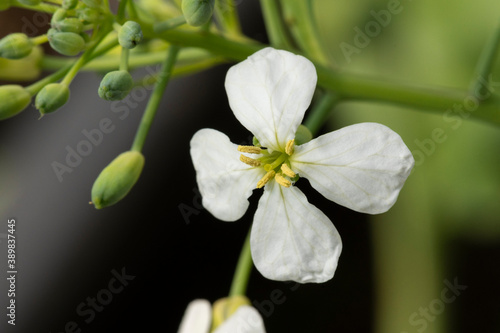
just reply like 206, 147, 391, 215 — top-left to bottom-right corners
259, 0, 293, 49
130, 45, 180, 152
304, 91, 339, 135
228, 228, 253, 297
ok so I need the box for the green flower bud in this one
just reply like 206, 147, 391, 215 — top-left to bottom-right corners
35, 83, 70, 115
0, 33, 34, 59
294, 124, 313, 145
98, 70, 134, 101
0, 85, 31, 120
17, 0, 41, 5
52, 17, 84, 33
51, 8, 67, 24
81, 0, 101, 8
118, 21, 143, 49
62, 0, 78, 9
91, 151, 145, 209
48, 30, 86, 56
77, 7, 101, 23
181, 0, 215, 26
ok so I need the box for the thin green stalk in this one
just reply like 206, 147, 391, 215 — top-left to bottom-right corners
120, 47, 129, 71
130, 45, 180, 152
280, 0, 333, 67
228, 228, 253, 297
12, 1, 59, 13
61, 25, 114, 86
304, 91, 339, 135
117, 0, 129, 22
470, 22, 500, 100
214, 0, 241, 37
154, 16, 187, 33
31, 35, 48, 45
259, 0, 293, 49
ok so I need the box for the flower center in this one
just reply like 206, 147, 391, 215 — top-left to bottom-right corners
238, 139, 298, 189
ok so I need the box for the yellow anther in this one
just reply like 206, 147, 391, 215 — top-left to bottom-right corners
256, 170, 275, 189
285, 139, 295, 155
240, 154, 261, 167
275, 173, 291, 187
281, 163, 296, 178
238, 145, 261, 154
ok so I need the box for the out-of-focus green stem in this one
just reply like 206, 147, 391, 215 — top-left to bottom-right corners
214, 0, 241, 37
120, 47, 129, 71
280, 0, 333, 67
12, 1, 59, 13
470, 22, 500, 100
259, 0, 293, 49
304, 91, 339, 135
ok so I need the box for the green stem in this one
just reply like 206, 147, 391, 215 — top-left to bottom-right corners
280, 0, 333, 67
117, 0, 129, 22
61, 25, 114, 86
304, 91, 339, 135
130, 45, 180, 152
12, 1, 59, 13
259, 0, 294, 49
31, 35, 48, 45
120, 47, 129, 71
228, 228, 253, 297
153, 16, 187, 33
470, 22, 500, 100
25, 65, 71, 96
214, 0, 241, 37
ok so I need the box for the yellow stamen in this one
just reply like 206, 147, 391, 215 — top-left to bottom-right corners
238, 145, 261, 154
281, 163, 296, 178
275, 173, 291, 187
256, 170, 275, 189
240, 154, 261, 167
285, 139, 295, 155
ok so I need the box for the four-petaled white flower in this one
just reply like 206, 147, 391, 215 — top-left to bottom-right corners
177, 299, 266, 333
190, 47, 415, 283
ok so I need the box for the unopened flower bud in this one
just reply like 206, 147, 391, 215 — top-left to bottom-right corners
0, 85, 31, 120
62, 0, 78, 9
77, 7, 101, 23
91, 151, 145, 209
295, 124, 313, 145
181, 0, 215, 27
82, 0, 101, 8
51, 8, 67, 24
118, 21, 143, 49
52, 17, 84, 33
0, 33, 34, 59
35, 83, 70, 115
212, 296, 251, 330
98, 70, 134, 101
48, 29, 86, 56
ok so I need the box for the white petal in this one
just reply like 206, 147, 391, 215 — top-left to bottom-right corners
190, 129, 265, 221
225, 47, 317, 152
214, 306, 266, 333
251, 181, 342, 283
177, 299, 212, 333
291, 123, 415, 214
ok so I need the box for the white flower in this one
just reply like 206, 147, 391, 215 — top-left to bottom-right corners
190, 47, 414, 283
177, 299, 266, 333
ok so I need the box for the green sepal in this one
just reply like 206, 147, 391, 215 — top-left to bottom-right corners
62, 0, 78, 10
52, 17, 84, 33
181, 0, 215, 27
91, 151, 145, 209
0, 85, 31, 120
294, 124, 313, 145
98, 70, 134, 101
0, 33, 33, 60
35, 83, 70, 115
